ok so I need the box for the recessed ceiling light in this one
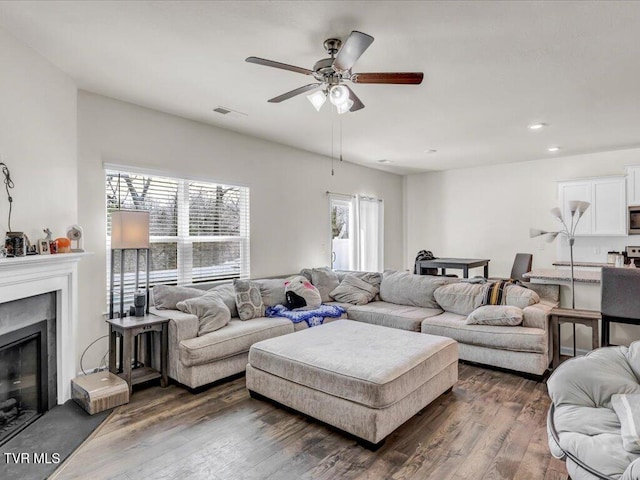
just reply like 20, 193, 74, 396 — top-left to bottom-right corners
378, 159, 392, 164
528, 123, 547, 130
424, 149, 437, 154
547, 146, 561, 152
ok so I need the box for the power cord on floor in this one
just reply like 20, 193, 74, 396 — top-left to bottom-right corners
80, 335, 109, 375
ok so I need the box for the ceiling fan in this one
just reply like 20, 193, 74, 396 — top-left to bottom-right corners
246, 31, 424, 114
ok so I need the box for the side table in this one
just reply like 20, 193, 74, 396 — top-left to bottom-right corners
106, 313, 170, 394
550, 307, 601, 369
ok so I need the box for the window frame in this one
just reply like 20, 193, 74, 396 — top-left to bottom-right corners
105, 164, 250, 305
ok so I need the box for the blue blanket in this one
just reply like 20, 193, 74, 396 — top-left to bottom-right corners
265, 304, 345, 328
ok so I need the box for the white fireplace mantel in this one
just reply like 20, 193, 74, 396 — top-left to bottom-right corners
0, 252, 90, 404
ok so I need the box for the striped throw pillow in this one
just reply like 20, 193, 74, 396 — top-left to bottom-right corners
482, 280, 511, 305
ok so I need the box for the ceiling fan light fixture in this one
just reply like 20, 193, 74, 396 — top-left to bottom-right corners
336, 98, 354, 115
328, 84, 350, 107
307, 90, 327, 111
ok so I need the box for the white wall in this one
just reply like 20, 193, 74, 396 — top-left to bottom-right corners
405, 147, 640, 348
77, 91, 404, 369
0, 27, 77, 244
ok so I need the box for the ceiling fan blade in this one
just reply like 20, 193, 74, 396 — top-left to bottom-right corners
351, 72, 424, 84
345, 86, 365, 112
268, 83, 322, 103
333, 31, 374, 72
246, 56, 314, 76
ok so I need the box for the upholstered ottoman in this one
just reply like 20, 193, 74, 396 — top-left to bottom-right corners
246, 319, 458, 448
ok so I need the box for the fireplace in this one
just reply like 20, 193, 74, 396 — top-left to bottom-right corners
0, 253, 86, 406
0, 320, 49, 445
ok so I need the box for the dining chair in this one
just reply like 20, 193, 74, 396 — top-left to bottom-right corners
601, 266, 640, 346
510, 253, 533, 282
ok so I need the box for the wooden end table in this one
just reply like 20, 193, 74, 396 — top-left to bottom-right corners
550, 307, 601, 369
106, 313, 169, 394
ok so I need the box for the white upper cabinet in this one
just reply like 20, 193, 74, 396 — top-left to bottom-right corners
627, 165, 640, 206
558, 177, 626, 236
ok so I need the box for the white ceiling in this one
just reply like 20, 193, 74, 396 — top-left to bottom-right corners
1, 1, 640, 174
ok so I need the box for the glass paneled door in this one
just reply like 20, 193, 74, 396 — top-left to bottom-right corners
329, 196, 356, 270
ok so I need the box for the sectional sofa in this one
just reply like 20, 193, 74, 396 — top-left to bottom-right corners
151, 269, 556, 389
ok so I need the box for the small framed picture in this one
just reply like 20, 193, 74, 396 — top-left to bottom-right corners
38, 239, 50, 255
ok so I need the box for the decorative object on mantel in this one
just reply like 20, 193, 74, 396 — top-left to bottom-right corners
4, 231, 26, 257
530, 200, 591, 309
1, 160, 15, 231
66, 225, 84, 252
0, 160, 26, 258
55, 237, 72, 253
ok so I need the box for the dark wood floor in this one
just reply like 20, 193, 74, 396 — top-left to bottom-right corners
51, 363, 568, 480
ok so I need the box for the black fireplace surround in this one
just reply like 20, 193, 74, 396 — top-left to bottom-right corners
0, 292, 56, 446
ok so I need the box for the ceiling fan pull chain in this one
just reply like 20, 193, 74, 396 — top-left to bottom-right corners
340, 117, 343, 162
331, 116, 335, 176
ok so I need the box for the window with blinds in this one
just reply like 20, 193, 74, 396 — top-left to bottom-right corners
106, 168, 250, 306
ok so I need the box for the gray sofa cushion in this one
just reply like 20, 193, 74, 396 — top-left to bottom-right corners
612, 394, 640, 453
503, 284, 540, 308
248, 319, 458, 408
466, 305, 523, 326
348, 301, 442, 331
254, 278, 287, 307
434, 282, 484, 315
179, 317, 293, 367
311, 267, 340, 302
176, 293, 231, 336
234, 279, 265, 320
207, 283, 239, 318
421, 311, 546, 353
335, 270, 383, 289
153, 285, 205, 310
330, 274, 379, 305
380, 270, 457, 309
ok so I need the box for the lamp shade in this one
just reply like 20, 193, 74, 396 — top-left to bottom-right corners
111, 210, 150, 249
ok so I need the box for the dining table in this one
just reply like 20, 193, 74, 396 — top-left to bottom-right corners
416, 257, 490, 278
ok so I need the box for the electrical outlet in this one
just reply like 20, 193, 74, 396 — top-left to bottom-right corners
595, 247, 601, 254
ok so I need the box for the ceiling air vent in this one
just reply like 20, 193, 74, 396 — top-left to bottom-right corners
212, 106, 247, 119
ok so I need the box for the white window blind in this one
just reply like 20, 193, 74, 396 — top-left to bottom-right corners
106, 169, 250, 306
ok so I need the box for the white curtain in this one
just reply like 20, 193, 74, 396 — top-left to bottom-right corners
357, 196, 384, 272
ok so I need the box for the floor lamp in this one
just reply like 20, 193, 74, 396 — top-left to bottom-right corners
110, 210, 150, 319
530, 201, 590, 309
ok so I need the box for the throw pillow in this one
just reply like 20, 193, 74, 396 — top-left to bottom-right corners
233, 279, 265, 320
504, 284, 540, 309
466, 305, 524, 326
434, 283, 485, 315
311, 267, 340, 303
284, 275, 322, 309
481, 280, 510, 305
153, 285, 206, 310
330, 274, 379, 305
207, 283, 239, 318
611, 394, 640, 453
254, 278, 287, 307
176, 293, 231, 336
299, 268, 313, 282
379, 270, 457, 309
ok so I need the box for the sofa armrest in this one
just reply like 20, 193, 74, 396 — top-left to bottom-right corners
522, 302, 553, 330
151, 307, 199, 342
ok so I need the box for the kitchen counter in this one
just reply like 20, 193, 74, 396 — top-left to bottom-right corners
552, 261, 610, 268
524, 268, 601, 284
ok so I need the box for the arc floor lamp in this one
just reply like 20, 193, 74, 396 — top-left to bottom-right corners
530, 201, 590, 309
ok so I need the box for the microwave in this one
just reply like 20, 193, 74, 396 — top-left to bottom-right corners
630, 206, 640, 234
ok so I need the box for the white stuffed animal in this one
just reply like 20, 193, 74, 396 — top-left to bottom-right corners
284, 275, 322, 309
